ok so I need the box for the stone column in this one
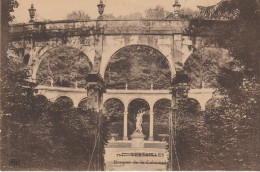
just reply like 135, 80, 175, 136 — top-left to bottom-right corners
173, 34, 183, 72
92, 21, 104, 74
123, 109, 128, 140
149, 109, 154, 141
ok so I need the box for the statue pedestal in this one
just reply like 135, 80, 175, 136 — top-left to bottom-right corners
130, 132, 145, 148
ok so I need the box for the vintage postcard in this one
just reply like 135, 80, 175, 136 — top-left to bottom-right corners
1, 0, 259, 171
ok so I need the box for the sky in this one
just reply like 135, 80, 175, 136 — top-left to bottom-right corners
12, 0, 221, 23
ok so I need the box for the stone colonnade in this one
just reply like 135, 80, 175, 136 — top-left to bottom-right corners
122, 104, 155, 141
103, 89, 172, 141
35, 86, 214, 141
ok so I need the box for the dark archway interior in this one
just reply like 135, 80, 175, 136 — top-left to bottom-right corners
128, 99, 150, 140
184, 47, 232, 89
23, 54, 30, 65
37, 47, 93, 88
78, 98, 89, 110
153, 99, 171, 141
104, 45, 171, 90
104, 98, 124, 140
55, 96, 74, 109
34, 95, 49, 112
181, 98, 201, 113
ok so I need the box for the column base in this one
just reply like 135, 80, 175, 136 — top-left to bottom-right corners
123, 136, 128, 140
148, 137, 154, 141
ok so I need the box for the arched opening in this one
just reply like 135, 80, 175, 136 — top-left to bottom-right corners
177, 98, 201, 130
104, 45, 171, 89
34, 95, 49, 111
104, 98, 124, 140
55, 96, 74, 108
36, 46, 93, 88
23, 54, 30, 65
128, 98, 150, 140
153, 99, 171, 141
205, 97, 222, 110
78, 98, 89, 110
184, 47, 232, 89
34, 94, 48, 104
180, 98, 201, 114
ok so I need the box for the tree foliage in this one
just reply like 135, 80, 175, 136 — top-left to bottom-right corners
37, 47, 92, 87
184, 47, 232, 89
5, 0, 19, 22
104, 45, 171, 89
1, 95, 109, 170
104, 99, 124, 139
197, 0, 260, 80
177, 0, 260, 170
66, 10, 91, 20
153, 99, 171, 141
117, 12, 143, 20
145, 5, 170, 19
1, 2, 108, 170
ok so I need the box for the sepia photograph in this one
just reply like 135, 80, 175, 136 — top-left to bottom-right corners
1, 0, 259, 171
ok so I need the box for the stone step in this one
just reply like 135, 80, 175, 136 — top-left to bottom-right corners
106, 141, 167, 149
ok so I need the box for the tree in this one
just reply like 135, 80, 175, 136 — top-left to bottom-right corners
34, 13, 50, 22
102, 14, 116, 20
103, 13, 143, 20
2, 0, 19, 22
179, 8, 198, 19
145, 5, 170, 19
103, 99, 124, 139
1, 2, 109, 170
66, 10, 90, 20
117, 12, 143, 20
184, 47, 232, 89
197, 0, 260, 80
184, 0, 260, 170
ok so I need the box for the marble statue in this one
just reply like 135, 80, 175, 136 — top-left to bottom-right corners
49, 77, 54, 87
134, 110, 145, 133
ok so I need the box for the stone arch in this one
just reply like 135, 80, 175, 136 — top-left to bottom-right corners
186, 98, 202, 111
127, 97, 151, 110
127, 98, 150, 140
30, 43, 94, 69
100, 44, 175, 79
33, 94, 50, 111
103, 98, 125, 140
34, 94, 49, 105
183, 46, 232, 64
78, 96, 89, 104
34, 94, 48, 101
183, 47, 232, 89
205, 97, 222, 110
103, 98, 126, 112
103, 97, 127, 110
78, 97, 89, 110
33, 46, 93, 87
55, 95, 74, 107
153, 97, 172, 108
153, 98, 171, 141
153, 98, 172, 111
